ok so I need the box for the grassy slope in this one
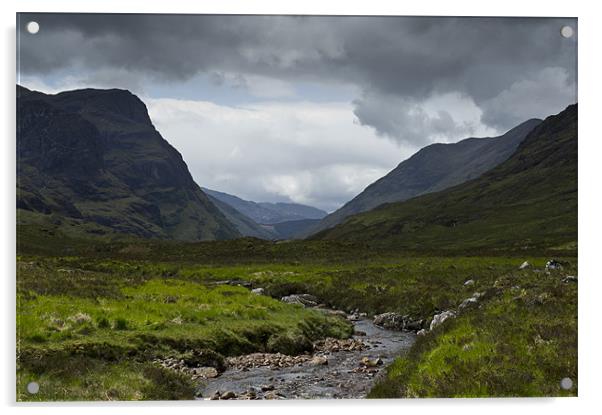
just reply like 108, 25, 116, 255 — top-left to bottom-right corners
314, 105, 577, 252
369, 265, 577, 397
17, 259, 352, 401
17, 244, 577, 400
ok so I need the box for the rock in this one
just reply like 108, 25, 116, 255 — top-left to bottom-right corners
360, 357, 383, 367
220, 390, 237, 400
310, 356, 328, 366
280, 294, 319, 307
458, 293, 483, 311
354, 330, 367, 336
193, 367, 218, 379
458, 297, 478, 310
261, 384, 275, 392
210, 391, 221, 400
314, 338, 367, 352
373, 312, 406, 330
404, 319, 424, 332
251, 288, 265, 295
562, 275, 578, 283
464, 279, 475, 286
546, 260, 563, 271
264, 391, 284, 400
519, 261, 531, 270
417, 329, 427, 336
430, 310, 456, 330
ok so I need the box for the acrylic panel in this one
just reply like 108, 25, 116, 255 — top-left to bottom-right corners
16, 13, 577, 401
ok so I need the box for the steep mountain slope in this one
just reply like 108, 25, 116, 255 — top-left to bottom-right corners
314, 105, 577, 251
201, 188, 327, 224
205, 194, 277, 240
269, 218, 322, 240
17, 85, 240, 241
305, 118, 542, 236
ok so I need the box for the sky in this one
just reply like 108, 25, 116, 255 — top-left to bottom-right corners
17, 14, 577, 212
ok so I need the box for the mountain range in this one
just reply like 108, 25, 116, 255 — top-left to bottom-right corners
17, 85, 239, 241
304, 118, 542, 236
202, 188, 327, 239
17, 85, 576, 250
313, 105, 577, 251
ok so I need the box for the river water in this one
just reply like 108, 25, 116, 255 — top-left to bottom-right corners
198, 318, 415, 400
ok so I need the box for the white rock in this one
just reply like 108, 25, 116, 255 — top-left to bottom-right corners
430, 310, 457, 330
519, 261, 530, 270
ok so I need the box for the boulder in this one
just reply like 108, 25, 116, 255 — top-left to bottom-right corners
562, 275, 578, 283
193, 367, 218, 379
220, 390, 237, 400
360, 357, 383, 367
404, 319, 424, 332
546, 260, 563, 271
519, 261, 531, 270
416, 329, 427, 336
373, 312, 406, 330
429, 310, 457, 330
281, 294, 319, 307
464, 279, 475, 286
458, 297, 478, 311
310, 356, 328, 366
251, 288, 265, 295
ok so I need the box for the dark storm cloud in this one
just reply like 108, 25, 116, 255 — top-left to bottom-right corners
18, 13, 577, 137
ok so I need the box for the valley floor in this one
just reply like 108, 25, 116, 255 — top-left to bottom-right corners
16, 237, 577, 400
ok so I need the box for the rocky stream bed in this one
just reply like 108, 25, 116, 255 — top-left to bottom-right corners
196, 317, 415, 400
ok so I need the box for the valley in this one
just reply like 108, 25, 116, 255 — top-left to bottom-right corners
16, 86, 578, 400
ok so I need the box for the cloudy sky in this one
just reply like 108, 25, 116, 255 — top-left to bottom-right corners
17, 14, 577, 211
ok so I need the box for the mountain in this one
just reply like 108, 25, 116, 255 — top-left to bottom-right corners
304, 118, 542, 237
269, 218, 322, 240
204, 194, 277, 240
313, 105, 577, 251
17, 85, 240, 241
201, 188, 327, 224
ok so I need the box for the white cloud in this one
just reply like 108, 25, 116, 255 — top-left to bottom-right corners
145, 98, 407, 212
480, 67, 577, 129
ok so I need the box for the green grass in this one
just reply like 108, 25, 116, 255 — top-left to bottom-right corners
16, 233, 577, 400
369, 265, 578, 398
17, 260, 352, 401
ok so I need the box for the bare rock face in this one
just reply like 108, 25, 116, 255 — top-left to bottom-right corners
17, 85, 239, 241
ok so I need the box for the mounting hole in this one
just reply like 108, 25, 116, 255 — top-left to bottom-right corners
560, 377, 573, 390
26, 381, 40, 394
560, 25, 574, 39
26, 21, 40, 34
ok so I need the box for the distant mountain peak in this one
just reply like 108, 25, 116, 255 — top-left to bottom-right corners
202, 188, 327, 226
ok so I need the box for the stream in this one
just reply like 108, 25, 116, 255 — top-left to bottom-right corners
198, 317, 416, 400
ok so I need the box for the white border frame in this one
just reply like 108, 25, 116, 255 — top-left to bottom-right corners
2, 1, 600, 414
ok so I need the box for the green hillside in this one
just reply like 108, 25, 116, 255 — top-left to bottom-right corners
314, 105, 577, 252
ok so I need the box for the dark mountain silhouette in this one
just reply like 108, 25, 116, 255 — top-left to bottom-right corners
17, 85, 240, 241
